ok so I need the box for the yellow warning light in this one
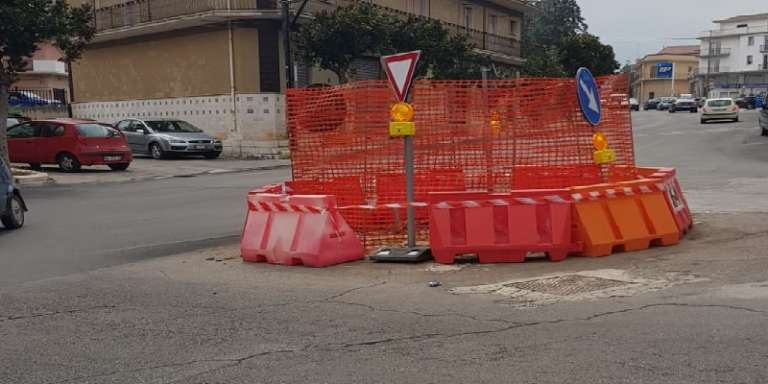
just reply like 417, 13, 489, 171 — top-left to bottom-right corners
592, 132, 609, 151
390, 102, 414, 122
490, 111, 502, 134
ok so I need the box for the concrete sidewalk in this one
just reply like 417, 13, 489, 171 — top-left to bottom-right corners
3, 212, 768, 383
13, 157, 290, 186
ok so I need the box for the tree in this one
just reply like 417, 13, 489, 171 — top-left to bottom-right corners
296, 4, 487, 83
522, 46, 565, 78
522, 0, 614, 78
386, 16, 488, 80
523, 0, 587, 52
296, 3, 390, 84
0, 0, 95, 164
558, 34, 619, 76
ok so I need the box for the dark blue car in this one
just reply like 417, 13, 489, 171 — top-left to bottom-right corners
0, 156, 26, 229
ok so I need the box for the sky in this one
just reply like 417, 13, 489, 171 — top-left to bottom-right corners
578, 0, 767, 64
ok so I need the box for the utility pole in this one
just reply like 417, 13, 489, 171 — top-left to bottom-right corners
281, 0, 294, 89
705, 30, 712, 98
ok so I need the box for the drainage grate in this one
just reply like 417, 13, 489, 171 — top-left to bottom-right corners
505, 275, 631, 296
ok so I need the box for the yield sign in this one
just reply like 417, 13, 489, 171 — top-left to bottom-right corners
381, 50, 421, 102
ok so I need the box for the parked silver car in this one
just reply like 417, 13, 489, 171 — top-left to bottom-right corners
114, 118, 223, 159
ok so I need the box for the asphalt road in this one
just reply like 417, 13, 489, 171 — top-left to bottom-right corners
633, 108, 768, 212
0, 168, 287, 286
4, 109, 768, 383
2, 109, 766, 286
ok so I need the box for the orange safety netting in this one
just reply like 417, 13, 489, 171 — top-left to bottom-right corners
286, 74, 635, 247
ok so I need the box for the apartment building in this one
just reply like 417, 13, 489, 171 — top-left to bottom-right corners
632, 45, 699, 105
14, 43, 69, 93
66, 0, 531, 158
696, 13, 768, 99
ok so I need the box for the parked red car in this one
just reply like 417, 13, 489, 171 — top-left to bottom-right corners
6, 119, 133, 172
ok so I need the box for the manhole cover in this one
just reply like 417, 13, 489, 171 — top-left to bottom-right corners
505, 275, 630, 296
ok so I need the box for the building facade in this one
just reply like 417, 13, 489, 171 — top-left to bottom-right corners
696, 13, 768, 99
631, 46, 699, 105
67, 0, 531, 158
14, 43, 69, 93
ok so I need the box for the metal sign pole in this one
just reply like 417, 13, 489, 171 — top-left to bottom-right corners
404, 134, 415, 248
371, 50, 430, 262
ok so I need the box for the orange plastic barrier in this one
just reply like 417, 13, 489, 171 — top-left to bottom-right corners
643, 167, 694, 237
240, 193, 364, 267
570, 179, 680, 257
428, 191, 578, 264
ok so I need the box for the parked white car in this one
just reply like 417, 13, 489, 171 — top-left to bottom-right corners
701, 98, 739, 124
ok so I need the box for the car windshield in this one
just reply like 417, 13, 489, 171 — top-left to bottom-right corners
7, 118, 19, 127
707, 100, 733, 107
77, 123, 119, 137
146, 120, 202, 133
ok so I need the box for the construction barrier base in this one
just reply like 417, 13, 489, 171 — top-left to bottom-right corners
429, 191, 580, 264
244, 167, 691, 266
241, 192, 365, 268
570, 176, 684, 257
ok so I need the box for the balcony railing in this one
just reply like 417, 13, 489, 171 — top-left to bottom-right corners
700, 48, 731, 57
699, 66, 730, 74
301, 0, 520, 58
701, 25, 768, 38
94, 0, 276, 32
93, 0, 520, 58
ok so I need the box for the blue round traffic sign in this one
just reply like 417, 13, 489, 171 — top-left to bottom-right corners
576, 67, 602, 126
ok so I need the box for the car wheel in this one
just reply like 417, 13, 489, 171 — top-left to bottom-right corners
734, 117, 740, 122
690, 109, 697, 113
203, 153, 221, 160
762, 128, 768, 137
1, 194, 25, 229
28, 163, 42, 171
150, 143, 165, 160
109, 163, 130, 171
700, 119, 707, 124
57, 153, 81, 172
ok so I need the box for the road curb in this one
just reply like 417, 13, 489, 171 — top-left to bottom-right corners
11, 168, 52, 186
25, 163, 291, 187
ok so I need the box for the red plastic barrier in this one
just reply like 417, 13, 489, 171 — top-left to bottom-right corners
428, 190, 579, 264
241, 193, 364, 267
644, 168, 693, 237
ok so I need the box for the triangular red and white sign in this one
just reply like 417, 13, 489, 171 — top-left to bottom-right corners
381, 50, 421, 102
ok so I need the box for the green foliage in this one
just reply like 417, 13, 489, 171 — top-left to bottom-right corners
386, 16, 488, 80
522, 0, 617, 78
0, 0, 95, 162
296, 4, 488, 83
522, 46, 565, 78
524, 0, 587, 50
558, 34, 619, 76
295, 3, 390, 83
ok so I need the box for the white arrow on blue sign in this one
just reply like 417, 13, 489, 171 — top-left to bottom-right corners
576, 67, 601, 126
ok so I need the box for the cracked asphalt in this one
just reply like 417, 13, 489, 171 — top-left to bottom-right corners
3, 212, 768, 383
4, 111, 768, 383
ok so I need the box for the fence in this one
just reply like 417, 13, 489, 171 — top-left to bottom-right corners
8, 87, 68, 106
7, 87, 69, 120
285, 74, 634, 247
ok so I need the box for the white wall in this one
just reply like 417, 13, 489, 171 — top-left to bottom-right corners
72, 93, 288, 159
32, 60, 66, 74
